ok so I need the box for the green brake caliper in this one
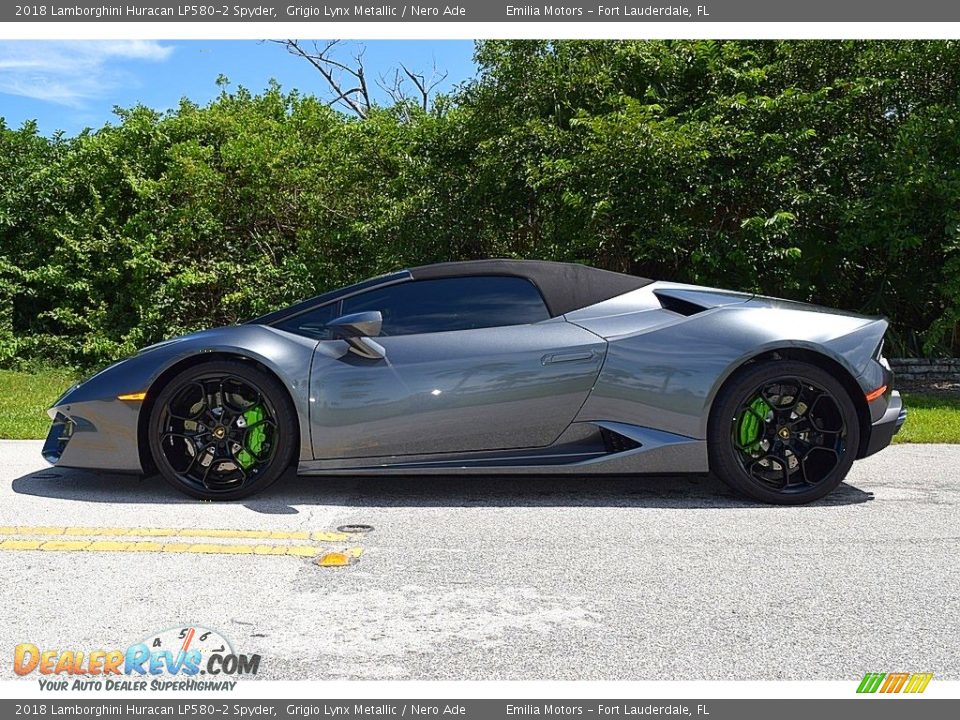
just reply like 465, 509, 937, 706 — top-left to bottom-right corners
236, 404, 268, 470
737, 397, 771, 454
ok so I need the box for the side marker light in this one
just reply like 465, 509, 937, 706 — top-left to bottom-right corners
117, 392, 147, 401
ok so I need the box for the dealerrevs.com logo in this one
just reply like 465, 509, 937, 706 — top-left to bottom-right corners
14, 626, 260, 691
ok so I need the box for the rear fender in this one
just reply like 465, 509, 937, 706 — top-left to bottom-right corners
575, 305, 886, 440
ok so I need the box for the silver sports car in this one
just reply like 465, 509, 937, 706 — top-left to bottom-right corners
43, 259, 905, 504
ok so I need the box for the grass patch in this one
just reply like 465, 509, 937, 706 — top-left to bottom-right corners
0, 368, 78, 440
0, 369, 957, 444
895, 392, 960, 444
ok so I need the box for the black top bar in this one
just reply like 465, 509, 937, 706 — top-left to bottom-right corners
6, 1, 960, 23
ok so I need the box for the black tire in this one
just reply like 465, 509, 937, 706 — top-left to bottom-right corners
708, 360, 861, 505
148, 360, 297, 501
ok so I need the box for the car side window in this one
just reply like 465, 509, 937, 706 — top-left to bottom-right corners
340, 276, 550, 336
273, 302, 339, 340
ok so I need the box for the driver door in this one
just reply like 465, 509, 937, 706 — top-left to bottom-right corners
307, 276, 606, 460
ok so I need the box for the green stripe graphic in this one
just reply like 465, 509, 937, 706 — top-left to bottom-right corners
857, 673, 886, 693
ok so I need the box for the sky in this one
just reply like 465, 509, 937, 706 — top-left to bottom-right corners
0, 40, 478, 136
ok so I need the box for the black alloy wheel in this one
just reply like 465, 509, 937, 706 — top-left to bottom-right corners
709, 360, 861, 505
148, 360, 297, 500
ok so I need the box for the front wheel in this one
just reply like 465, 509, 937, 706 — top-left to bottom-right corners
147, 360, 297, 500
708, 360, 861, 505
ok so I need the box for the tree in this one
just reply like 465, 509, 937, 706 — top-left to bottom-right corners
2, 40, 959, 368
274, 39, 448, 120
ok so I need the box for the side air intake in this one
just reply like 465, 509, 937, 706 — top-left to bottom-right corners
653, 291, 709, 317
600, 426, 642, 454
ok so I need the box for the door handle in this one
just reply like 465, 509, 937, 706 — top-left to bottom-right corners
542, 351, 596, 365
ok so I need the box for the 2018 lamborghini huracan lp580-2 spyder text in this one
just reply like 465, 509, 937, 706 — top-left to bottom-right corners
43, 260, 906, 504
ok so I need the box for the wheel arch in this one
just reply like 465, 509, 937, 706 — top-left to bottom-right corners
707, 346, 872, 461
137, 351, 302, 474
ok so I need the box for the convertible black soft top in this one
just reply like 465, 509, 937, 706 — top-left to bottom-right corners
252, 259, 652, 325
409, 259, 653, 317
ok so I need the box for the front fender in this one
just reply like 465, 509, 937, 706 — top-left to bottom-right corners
46, 325, 317, 472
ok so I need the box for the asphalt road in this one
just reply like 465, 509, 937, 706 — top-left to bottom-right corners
0, 440, 957, 681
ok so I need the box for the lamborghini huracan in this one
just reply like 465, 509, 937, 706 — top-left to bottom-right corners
43, 259, 906, 504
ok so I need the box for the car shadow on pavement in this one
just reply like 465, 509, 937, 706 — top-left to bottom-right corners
10, 467, 875, 511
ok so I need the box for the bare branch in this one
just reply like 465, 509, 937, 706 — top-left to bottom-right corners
274, 41, 448, 118
376, 69, 406, 105
272, 39, 370, 118
399, 64, 428, 112
400, 60, 449, 112
353, 46, 371, 114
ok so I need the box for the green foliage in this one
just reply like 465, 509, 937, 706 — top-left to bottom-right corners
2, 40, 960, 369
0, 367, 77, 439
895, 393, 960, 444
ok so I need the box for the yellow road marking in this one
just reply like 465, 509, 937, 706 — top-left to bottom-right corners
39, 540, 91, 551
0, 539, 43, 550
312, 531, 356, 542
0, 525, 367, 563
0, 526, 352, 542
252, 545, 287, 555
0, 526, 67, 536
286, 546, 321, 558
89, 540, 149, 552
0, 537, 364, 559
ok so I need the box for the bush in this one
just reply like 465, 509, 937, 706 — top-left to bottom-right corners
1, 40, 959, 370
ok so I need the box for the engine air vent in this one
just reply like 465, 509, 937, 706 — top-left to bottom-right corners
654, 291, 709, 317
600, 426, 641, 454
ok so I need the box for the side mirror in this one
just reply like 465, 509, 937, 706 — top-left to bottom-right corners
327, 311, 385, 360
327, 310, 382, 338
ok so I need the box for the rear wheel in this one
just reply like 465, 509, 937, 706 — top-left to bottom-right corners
148, 360, 297, 500
708, 360, 860, 505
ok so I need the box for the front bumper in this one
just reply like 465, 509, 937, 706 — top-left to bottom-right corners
41, 412, 74, 464
863, 390, 907, 457
42, 399, 144, 473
